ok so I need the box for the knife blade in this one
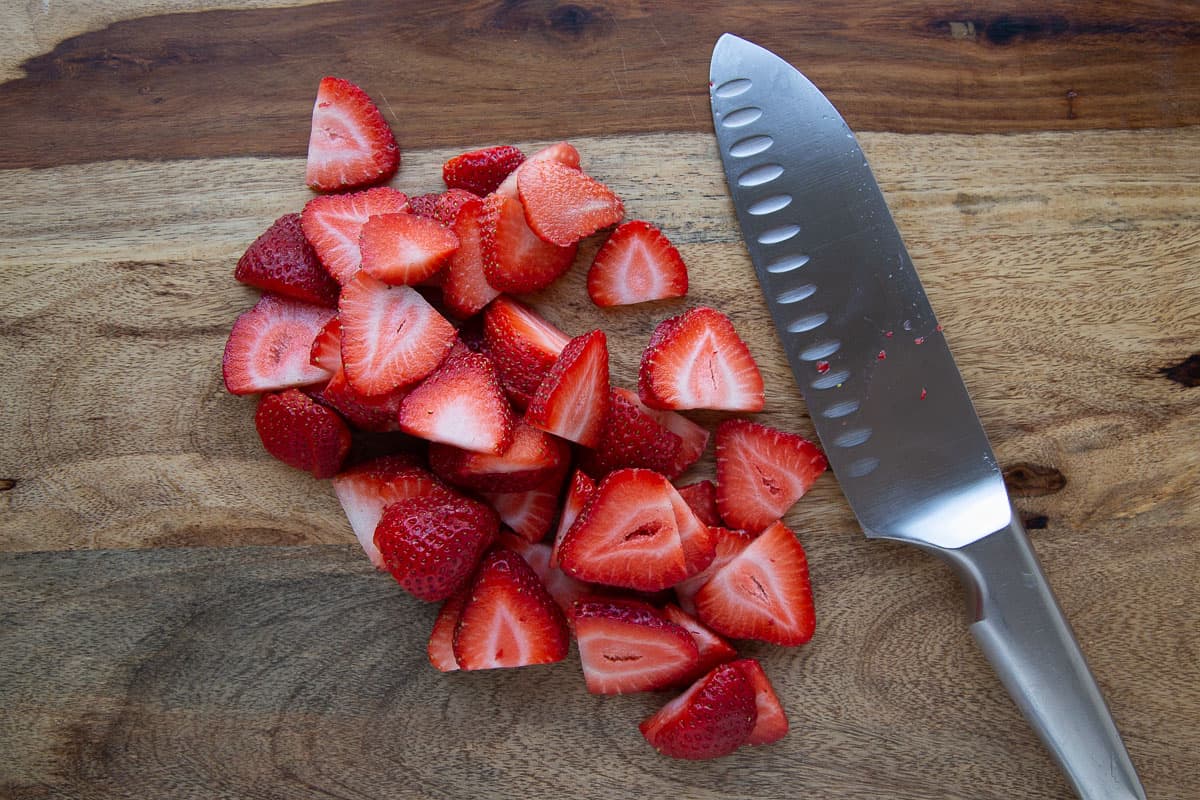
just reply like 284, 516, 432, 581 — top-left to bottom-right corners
709, 33, 1145, 800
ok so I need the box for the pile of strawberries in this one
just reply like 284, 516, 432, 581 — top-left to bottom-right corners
221, 77, 829, 760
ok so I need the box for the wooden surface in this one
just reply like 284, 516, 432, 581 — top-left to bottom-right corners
1, 2, 1198, 798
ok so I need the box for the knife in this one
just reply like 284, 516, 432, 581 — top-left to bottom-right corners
709, 34, 1144, 800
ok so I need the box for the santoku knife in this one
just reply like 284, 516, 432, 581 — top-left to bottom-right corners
709, 33, 1144, 800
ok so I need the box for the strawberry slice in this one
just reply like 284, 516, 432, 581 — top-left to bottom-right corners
573, 598, 700, 694
673, 526, 754, 616
662, 603, 738, 682
639, 307, 765, 412
496, 531, 591, 619
715, 419, 828, 532
731, 659, 789, 745
480, 192, 578, 295
310, 368, 406, 432
578, 388, 684, 479
482, 296, 570, 409
359, 212, 459, 286
428, 589, 469, 672
397, 352, 513, 454
305, 76, 400, 193
431, 188, 480, 228
453, 548, 570, 670
222, 294, 336, 395
668, 483, 716, 577
524, 330, 610, 447
516, 160, 624, 246
677, 480, 721, 527
338, 273, 457, 396
550, 469, 596, 568
495, 142, 581, 199
429, 420, 569, 493
587, 220, 688, 307
483, 467, 567, 543
618, 388, 710, 477
639, 662, 757, 760
440, 195, 500, 318
254, 388, 351, 478
694, 520, 815, 646
443, 145, 526, 196
301, 187, 409, 285
373, 492, 499, 602
309, 316, 342, 372
235, 213, 340, 307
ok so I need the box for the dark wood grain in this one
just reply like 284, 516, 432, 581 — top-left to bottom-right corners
1, 0, 1198, 169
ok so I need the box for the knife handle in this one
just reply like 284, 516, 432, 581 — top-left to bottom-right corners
933, 516, 1146, 800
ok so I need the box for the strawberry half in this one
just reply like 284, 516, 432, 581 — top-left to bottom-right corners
550, 469, 596, 568
694, 520, 815, 646
429, 420, 569, 493
443, 145, 526, 196
587, 220, 688, 307
639, 662, 757, 760
483, 467, 567, 543
439, 195, 500, 318
524, 329, 610, 448
482, 296, 570, 409
397, 352, 513, 454
731, 659, 789, 745
359, 212, 459, 286
715, 419, 828, 532
306, 76, 399, 193
480, 192, 578, 295
677, 480, 721, 527
453, 548, 570, 670
428, 589, 469, 672
573, 598, 700, 694
639, 307, 765, 412
254, 388, 351, 478
222, 294, 335, 395
516, 160, 624, 246
301, 187, 409, 285
338, 273, 457, 396
235, 213, 340, 307
578, 388, 684, 479
662, 603, 738, 683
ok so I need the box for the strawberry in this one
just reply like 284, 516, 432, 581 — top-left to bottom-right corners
694, 520, 815, 646
639, 662, 757, 760
429, 420, 569, 493
715, 419, 828, 532
638, 307, 765, 412
338, 273, 457, 396
668, 484, 717, 578
624, 389, 710, 477
309, 316, 342, 372
673, 526, 755, 616
439, 195, 500, 318
662, 603, 738, 682
677, 480, 721, 527
483, 468, 566, 543
396, 352, 514, 453
331, 456, 451, 568
524, 330, 610, 448
407, 192, 440, 219
550, 469, 596, 568
578, 388, 684, 479
301, 187, 409, 285
495, 141, 581, 199
573, 598, 700, 694
254, 388, 351, 478
310, 367, 406, 432
480, 192, 578, 295
235, 213, 340, 307
442, 145, 526, 196
222, 294, 335, 395
482, 296, 570, 409
373, 492, 499, 602
587, 220, 688, 307
496, 531, 591, 619
731, 659, 789, 745
305, 76, 399, 193
428, 589, 469, 672
358, 212, 459, 286
516, 160, 624, 246
431, 188, 481, 228
453, 548, 570, 670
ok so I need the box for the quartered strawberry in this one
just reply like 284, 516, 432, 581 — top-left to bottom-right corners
338, 273, 457, 396
578, 388, 684, 479
496, 531, 591, 619
495, 141, 581, 199
587, 220, 688, 307
439, 195, 500, 318
359, 212, 459, 286
550, 469, 596, 569
305, 76, 399, 193
694, 520, 815, 646
731, 659, 789, 745
482, 296, 570, 409
396, 351, 513, 453
301, 187, 409, 285
480, 192, 578, 295
483, 468, 566, 543
639, 307, 765, 412
443, 145, 526, 196
639, 662, 757, 760
235, 213, 340, 307
625, 390, 711, 477
453, 548, 570, 670
373, 492, 499, 602
254, 388, 351, 478
430, 420, 569, 493
311, 367, 407, 432
677, 480, 721, 527
668, 484, 717, 578
573, 598, 700, 694
673, 526, 755, 616
428, 589, 469, 672
524, 330, 610, 448
662, 603, 738, 682
715, 419, 828, 533
516, 160, 624, 246
222, 294, 336, 395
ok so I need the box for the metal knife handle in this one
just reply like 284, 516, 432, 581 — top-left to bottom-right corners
932, 517, 1146, 800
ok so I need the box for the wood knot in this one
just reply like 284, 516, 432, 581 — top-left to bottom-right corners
1003, 462, 1067, 497
1021, 513, 1050, 530
0, 478, 14, 491
1159, 354, 1200, 387
984, 15, 1069, 45
488, 2, 612, 40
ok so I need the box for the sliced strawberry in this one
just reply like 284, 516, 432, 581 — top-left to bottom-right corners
480, 192, 578, 295
222, 294, 335, 395
443, 145, 526, 196
677, 480, 721, 527
578, 388, 684, 479
301, 187, 409, 285
638, 307, 765, 412
431, 188, 480, 228
524, 330, 610, 447
305, 76, 399, 193
483, 468, 566, 543
311, 367, 406, 432
373, 492, 499, 602
731, 659, 789, 745
235, 213, 340, 307
573, 598, 699, 694
397, 352, 513, 454
496, 531, 591, 619
662, 603, 738, 682
453, 548, 570, 670
254, 388, 351, 478
482, 296, 570, 409
428, 589, 469, 672
550, 469, 596, 569
309, 316, 342, 372
407, 192, 440, 219
440, 196, 500, 318
430, 420, 569, 493
359, 212, 459, 286
668, 482, 716, 577
694, 520, 815, 646
338, 273, 457, 396
587, 220, 688, 307
715, 419, 828, 533
639, 662, 757, 760
673, 526, 755, 616
495, 142, 581, 199
516, 160, 624, 246
624, 390, 710, 477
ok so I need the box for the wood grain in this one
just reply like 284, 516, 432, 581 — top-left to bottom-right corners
2, 0, 1199, 169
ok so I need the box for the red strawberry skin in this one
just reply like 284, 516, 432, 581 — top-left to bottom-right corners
480, 192, 578, 295
440, 195, 500, 319
429, 421, 569, 493
443, 145, 526, 196
715, 419, 828, 533
639, 662, 757, 760
524, 329, 610, 448
551, 469, 596, 568
235, 213, 340, 307
662, 603, 738, 683
301, 187, 409, 286
306, 76, 399, 193
254, 388, 351, 479
677, 480, 721, 527
222, 294, 335, 395
309, 368, 406, 432
578, 388, 684, 479
516, 159, 624, 246
482, 297, 570, 409
731, 658, 789, 745
587, 220, 688, 307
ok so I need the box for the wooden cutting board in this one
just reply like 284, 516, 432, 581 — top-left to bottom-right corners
2, 2, 1198, 798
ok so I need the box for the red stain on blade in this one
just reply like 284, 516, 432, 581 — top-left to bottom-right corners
815, 360, 830, 374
